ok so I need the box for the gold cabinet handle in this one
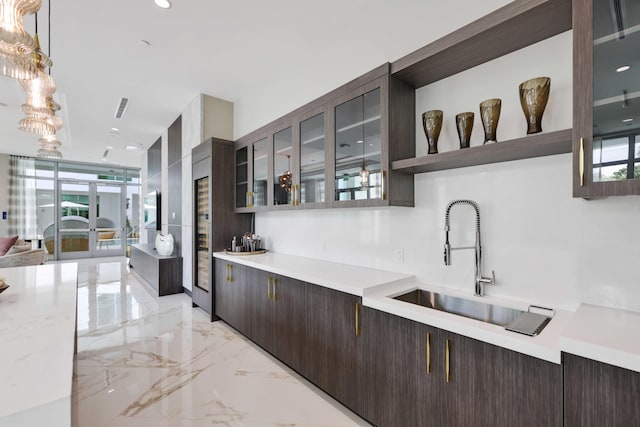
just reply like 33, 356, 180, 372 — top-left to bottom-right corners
579, 137, 585, 187
355, 302, 361, 336
272, 278, 277, 301
296, 184, 301, 206
426, 332, 431, 374
246, 191, 254, 208
228, 264, 233, 283
446, 339, 451, 383
381, 170, 387, 201
225, 264, 230, 282
267, 277, 272, 300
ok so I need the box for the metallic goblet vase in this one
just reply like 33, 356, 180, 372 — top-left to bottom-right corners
519, 77, 550, 134
455, 112, 474, 149
422, 110, 443, 154
479, 98, 501, 144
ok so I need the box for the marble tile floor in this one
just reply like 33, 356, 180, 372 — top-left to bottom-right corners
67, 257, 370, 427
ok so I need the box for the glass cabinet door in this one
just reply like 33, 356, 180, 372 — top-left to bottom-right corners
252, 138, 268, 207
195, 177, 209, 292
335, 88, 382, 202
273, 127, 293, 205
235, 147, 248, 208
591, 0, 640, 184
300, 112, 325, 204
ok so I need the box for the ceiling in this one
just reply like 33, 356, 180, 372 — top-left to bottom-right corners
0, 0, 511, 168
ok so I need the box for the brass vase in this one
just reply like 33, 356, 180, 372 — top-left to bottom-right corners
479, 98, 501, 144
519, 77, 550, 134
422, 110, 443, 154
455, 112, 474, 149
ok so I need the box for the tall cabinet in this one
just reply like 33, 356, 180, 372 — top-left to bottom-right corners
192, 138, 252, 319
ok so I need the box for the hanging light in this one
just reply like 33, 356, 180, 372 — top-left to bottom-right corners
36, 136, 61, 158
0, 0, 41, 79
279, 154, 292, 192
17, 20, 56, 136
359, 160, 369, 188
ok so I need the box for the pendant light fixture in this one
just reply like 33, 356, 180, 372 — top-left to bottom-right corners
279, 154, 292, 192
0, 0, 41, 79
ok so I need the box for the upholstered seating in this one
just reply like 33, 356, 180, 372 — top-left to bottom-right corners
42, 216, 116, 255
0, 237, 47, 268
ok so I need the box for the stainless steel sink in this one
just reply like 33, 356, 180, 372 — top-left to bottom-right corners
393, 289, 523, 326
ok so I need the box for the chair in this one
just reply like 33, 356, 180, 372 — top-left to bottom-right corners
97, 231, 116, 249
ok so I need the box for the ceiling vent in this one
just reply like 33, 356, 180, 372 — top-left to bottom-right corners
114, 97, 129, 119
102, 148, 110, 158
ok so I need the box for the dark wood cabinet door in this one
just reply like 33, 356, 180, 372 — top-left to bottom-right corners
214, 260, 249, 335
439, 331, 562, 427
247, 268, 274, 352
305, 285, 363, 415
362, 307, 435, 427
270, 275, 307, 374
564, 353, 640, 427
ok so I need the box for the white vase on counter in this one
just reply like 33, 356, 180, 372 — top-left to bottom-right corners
155, 232, 174, 256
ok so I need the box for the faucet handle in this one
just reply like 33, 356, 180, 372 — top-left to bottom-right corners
479, 270, 495, 285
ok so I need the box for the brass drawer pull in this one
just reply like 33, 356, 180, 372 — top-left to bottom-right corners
355, 302, 361, 336
225, 264, 230, 282
426, 332, 431, 374
381, 170, 387, 201
272, 277, 277, 301
228, 264, 233, 283
446, 339, 451, 383
579, 137, 585, 187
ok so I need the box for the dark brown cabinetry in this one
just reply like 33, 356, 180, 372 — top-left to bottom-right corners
129, 244, 183, 296
564, 353, 640, 426
214, 259, 250, 335
572, 0, 640, 197
363, 307, 563, 427
191, 139, 251, 319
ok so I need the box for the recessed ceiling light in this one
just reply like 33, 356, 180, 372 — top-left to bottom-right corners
622, 118, 633, 123
616, 65, 631, 72
154, 0, 171, 9
106, 145, 113, 150
125, 144, 142, 151
356, 140, 363, 144
111, 127, 119, 132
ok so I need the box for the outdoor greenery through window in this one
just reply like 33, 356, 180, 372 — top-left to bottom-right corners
592, 133, 640, 182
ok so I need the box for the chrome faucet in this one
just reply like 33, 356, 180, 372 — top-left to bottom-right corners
444, 199, 495, 296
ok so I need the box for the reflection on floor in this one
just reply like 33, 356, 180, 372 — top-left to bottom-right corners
71, 257, 369, 427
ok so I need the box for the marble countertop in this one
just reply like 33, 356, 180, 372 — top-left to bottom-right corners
214, 251, 640, 371
213, 252, 414, 296
0, 263, 78, 426
560, 304, 640, 372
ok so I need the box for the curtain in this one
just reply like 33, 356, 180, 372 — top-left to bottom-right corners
8, 156, 38, 239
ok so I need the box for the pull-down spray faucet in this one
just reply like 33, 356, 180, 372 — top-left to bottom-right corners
444, 199, 495, 296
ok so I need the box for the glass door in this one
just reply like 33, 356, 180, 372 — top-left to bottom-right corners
195, 176, 209, 292
57, 181, 125, 259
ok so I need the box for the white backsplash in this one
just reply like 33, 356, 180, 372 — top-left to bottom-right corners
256, 153, 640, 313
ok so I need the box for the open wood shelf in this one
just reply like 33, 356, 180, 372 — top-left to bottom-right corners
391, 128, 572, 174
391, 0, 572, 88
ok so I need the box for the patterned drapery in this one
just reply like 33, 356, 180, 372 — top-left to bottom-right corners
8, 156, 38, 239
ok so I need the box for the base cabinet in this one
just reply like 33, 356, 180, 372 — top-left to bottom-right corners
363, 307, 563, 427
564, 353, 640, 426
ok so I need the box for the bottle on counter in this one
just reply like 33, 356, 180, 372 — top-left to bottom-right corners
231, 236, 236, 252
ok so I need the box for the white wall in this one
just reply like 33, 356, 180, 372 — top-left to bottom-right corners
253, 30, 640, 314
0, 154, 10, 236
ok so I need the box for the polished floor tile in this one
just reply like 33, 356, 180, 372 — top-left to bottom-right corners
70, 257, 369, 427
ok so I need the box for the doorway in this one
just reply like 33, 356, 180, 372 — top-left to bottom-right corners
56, 181, 124, 259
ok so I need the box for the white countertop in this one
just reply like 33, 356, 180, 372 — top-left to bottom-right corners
213, 252, 414, 296
214, 251, 640, 371
560, 304, 640, 372
0, 263, 78, 426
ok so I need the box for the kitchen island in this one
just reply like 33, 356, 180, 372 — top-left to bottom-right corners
0, 263, 78, 427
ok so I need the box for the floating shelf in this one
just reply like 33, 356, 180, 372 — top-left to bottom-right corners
391, 128, 572, 174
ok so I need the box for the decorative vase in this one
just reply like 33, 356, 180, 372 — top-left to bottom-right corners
519, 77, 550, 134
479, 98, 501, 143
455, 112, 474, 149
155, 232, 174, 256
422, 110, 443, 154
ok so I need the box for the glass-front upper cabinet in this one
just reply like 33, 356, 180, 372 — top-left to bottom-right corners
299, 112, 325, 205
273, 127, 293, 206
252, 138, 268, 207
235, 147, 248, 209
334, 87, 382, 203
573, 0, 640, 197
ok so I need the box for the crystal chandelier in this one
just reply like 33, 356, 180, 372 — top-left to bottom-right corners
0, 0, 41, 79
36, 136, 61, 158
17, 32, 55, 136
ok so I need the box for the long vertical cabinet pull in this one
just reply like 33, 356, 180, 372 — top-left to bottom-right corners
228, 264, 233, 283
445, 339, 451, 383
225, 264, 230, 282
267, 277, 272, 300
272, 278, 277, 301
381, 170, 387, 201
426, 332, 431, 374
579, 137, 585, 187
355, 302, 361, 336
